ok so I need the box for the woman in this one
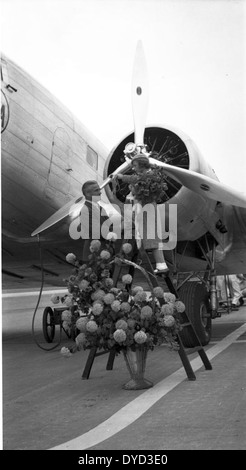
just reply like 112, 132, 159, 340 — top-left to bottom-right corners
115, 154, 169, 274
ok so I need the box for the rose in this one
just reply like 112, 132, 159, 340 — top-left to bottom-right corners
120, 302, 131, 313
115, 319, 128, 330
162, 315, 176, 328
122, 274, 133, 285
92, 303, 104, 316
60, 347, 72, 358
84, 267, 93, 276
89, 273, 98, 282
89, 240, 101, 252
86, 320, 98, 333
64, 296, 73, 307
61, 310, 72, 322
91, 289, 106, 301
113, 329, 127, 343
134, 331, 147, 344
101, 269, 110, 278
131, 286, 143, 295
153, 286, 164, 298
66, 253, 77, 264
80, 264, 87, 271
161, 303, 174, 316
103, 293, 115, 305
106, 232, 118, 241
134, 291, 147, 302
127, 319, 136, 329
104, 278, 114, 288
111, 300, 121, 312
75, 333, 87, 349
78, 279, 90, 291
76, 317, 88, 331
122, 243, 132, 254
100, 250, 111, 260
110, 287, 120, 295
50, 294, 60, 304
175, 301, 186, 313
163, 292, 176, 303
62, 321, 70, 332
140, 305, 153, 319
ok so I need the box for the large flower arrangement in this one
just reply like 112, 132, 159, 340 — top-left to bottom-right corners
130, 166, 169, 205
51, 235, 184, 358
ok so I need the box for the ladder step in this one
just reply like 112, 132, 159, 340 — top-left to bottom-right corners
81, 241, 212, 380
180, 322, 192, 327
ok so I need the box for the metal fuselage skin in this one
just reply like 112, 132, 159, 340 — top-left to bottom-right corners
1, 54, 108, 240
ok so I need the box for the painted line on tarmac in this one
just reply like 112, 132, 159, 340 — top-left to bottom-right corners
2, 289, 67, 298
50, 322, 246, 450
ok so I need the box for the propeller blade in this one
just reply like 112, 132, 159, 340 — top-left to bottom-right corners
31, 196, 84, 237
101, 160, 131, 189
132, 40, 149, 145
149, 157, 246, 208
31, 160, 131, 236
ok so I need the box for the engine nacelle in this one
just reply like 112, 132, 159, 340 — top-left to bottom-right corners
103, 125, 219, 242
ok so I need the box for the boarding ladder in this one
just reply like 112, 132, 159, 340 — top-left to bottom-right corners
81, 240, 212, 380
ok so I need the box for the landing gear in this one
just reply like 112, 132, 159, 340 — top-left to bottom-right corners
178, 281, 211, 347
170, 234, 221, 347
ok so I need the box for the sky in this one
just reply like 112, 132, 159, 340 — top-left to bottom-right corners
0, 0, 246, 191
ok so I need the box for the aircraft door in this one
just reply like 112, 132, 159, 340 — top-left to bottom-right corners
47, 127, 73, 199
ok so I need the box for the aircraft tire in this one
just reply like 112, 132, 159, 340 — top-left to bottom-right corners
178, 281, 212, 347
42, 306, 56, 343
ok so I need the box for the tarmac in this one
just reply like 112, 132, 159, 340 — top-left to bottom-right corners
2, 289, 246, 451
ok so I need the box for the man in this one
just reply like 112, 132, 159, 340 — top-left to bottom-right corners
80, 180, 113, 261
237, 274, 246, 304
217, 274, 244, 308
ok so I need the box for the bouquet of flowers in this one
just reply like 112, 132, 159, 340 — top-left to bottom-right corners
51, 235, 184, 358
131, 166, 169, 205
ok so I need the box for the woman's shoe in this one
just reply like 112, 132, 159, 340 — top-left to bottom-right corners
154, 267, 169, 275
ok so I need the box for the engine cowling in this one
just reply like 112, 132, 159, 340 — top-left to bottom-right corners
103, 126, 190, 205
103, 125, 218, 243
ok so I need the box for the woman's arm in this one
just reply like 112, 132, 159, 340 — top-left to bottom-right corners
117, 174, 138, 183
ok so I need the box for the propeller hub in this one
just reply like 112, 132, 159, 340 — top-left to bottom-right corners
123, 142, 150, 160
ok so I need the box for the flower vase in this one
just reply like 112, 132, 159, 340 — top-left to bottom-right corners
122, 346, 153, 390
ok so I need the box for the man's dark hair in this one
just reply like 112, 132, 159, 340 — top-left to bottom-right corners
82, 180, 98, 196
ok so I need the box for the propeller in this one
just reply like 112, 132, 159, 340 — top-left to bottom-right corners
149, 157, 246, 208
131, 40, 149, 146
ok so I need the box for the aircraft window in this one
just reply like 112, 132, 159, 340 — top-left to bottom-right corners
86, 146, 98, 170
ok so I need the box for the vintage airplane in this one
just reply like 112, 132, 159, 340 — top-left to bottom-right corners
1, 44, 246, 347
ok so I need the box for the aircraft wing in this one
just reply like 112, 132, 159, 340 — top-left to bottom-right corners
149, 158, 246, 208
